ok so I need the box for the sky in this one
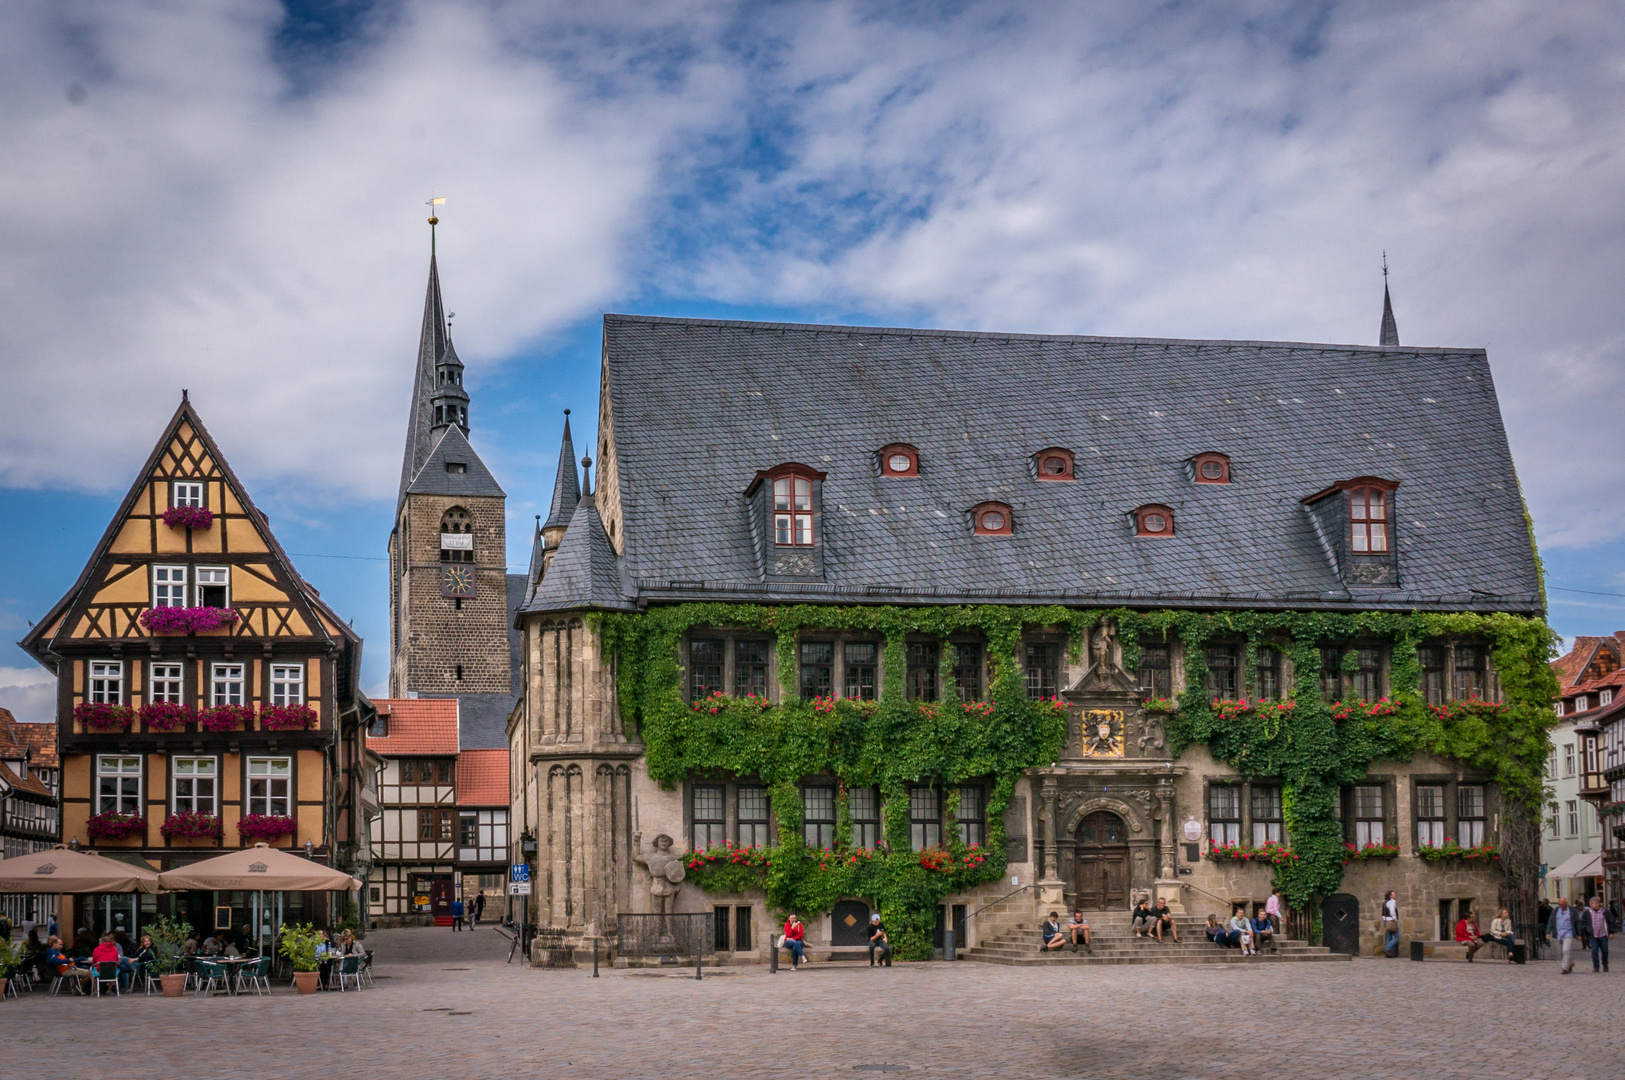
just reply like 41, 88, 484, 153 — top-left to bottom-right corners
3, 0, 1623, 721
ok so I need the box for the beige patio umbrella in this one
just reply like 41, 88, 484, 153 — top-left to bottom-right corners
0, 846, 163, 894
157, 843, 360, 891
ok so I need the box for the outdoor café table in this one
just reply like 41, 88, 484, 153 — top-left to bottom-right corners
210, 956, 253, 995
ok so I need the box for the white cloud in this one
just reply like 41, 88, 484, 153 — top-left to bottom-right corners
0, 665, 55, 724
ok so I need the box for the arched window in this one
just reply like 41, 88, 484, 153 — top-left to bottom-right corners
1191, 452, 1230, 484
878, 443, 920, 477
970, 502, 1014, 536
1032, 447, 1074, 481
440, 507, 475, 562
1349, 487, 1389, 553
773, 475, 815, 546
1134, 505, 1174, 538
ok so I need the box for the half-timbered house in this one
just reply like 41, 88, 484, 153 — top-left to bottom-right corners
365, 698, 459, 923
20, 397, 374, 939
0, 708, 60, 927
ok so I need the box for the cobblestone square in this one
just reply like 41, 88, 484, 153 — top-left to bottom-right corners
4, 927, 1621, 1079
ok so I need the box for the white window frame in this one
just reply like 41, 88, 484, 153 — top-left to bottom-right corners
1603, 689, 1615, 707
148, 662, 184, 705
96, 755, 142, 814
171, 481, 204, 508
88, 661, 123, 705
210, 663, 245, 707
153, 565, 189, 609
246, 756, 291, 817
1567, 800, 1579, 838
194, 566, 229, 608
1416, 784, 1446, 848
1555, 700, 1565, 717
1563, 743, 1576, 777
270, 665, 305, 706
1353, 784, 1385, 847
172, 756, 218, 816
1575, 695, 1588, 712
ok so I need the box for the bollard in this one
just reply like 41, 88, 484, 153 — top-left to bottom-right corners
1409, 940, 1424, 961
944, 927, 956, 962
696, 936, 703, 980
593, 936, 599, 977
770, 931, 778, 974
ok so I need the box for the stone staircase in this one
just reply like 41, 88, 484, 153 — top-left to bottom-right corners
960, 912, 1350, 967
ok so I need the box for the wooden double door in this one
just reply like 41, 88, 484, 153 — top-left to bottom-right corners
1074, 811, 1130, 909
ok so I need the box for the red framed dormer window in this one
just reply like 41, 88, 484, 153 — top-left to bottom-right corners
1033, 448, 1075, 481
1135, 504, 1175, 538
971, 502, 1014, 536
774, 473, 815, 546
879, 443, 920, 477
1349, 486, 1391, 553
1191, 452, 1230, 484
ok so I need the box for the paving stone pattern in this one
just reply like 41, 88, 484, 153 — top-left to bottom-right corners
5, 927, 1620, 1079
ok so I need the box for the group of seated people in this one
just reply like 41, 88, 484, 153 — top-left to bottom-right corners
1454, 908, 1517, 962
1203, 906, 1275, 955
35, 930, 152, 991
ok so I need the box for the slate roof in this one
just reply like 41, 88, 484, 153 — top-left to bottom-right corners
596, 315, 1543, 614
367, 699, 459, 755
522, 493, 632, 613
543, 413, 580, 531
404, 424, 506, 499
455, 749, 510, 806
397, 253, 450, 506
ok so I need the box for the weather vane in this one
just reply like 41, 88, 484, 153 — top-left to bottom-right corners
427, 193, 446, 256
1382, 250, 1388, 280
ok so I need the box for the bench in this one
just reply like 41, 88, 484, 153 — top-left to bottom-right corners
1415, 939, 1520, 961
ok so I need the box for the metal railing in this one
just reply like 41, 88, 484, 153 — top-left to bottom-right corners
616, 912, 713, 958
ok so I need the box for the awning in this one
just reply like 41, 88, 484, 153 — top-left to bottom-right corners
157, 843, 360, 892
0, 847, 164, 894
1549, 852, 1604, 880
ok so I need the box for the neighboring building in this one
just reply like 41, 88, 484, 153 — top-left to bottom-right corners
455, 747, 511, 915
1555, 633, 1625, 905
504, 301, 1552, 962
365, 698, 459, 924
0, 708, 60, 927
19, 397, 373, 939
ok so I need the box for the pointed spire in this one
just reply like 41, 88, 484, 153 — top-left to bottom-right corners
1379, 253, 1399, 347
398, 232, 451, 505
542, 410, 580, 532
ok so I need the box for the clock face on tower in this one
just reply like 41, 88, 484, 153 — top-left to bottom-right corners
440, 562, 476, 598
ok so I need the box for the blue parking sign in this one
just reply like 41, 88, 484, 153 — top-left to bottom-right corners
511, 863, 531, 883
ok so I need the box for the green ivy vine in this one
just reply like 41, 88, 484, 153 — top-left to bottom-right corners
597, 603, 1558, 957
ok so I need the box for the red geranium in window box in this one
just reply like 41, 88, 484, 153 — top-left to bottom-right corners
160, 811, 223, 840
237, 814, 298, 843
140, 606, 240, 635
74, 702, 135, 732
260, 704, 317, 731
86, 811, 146, 841
139, 702, 192, 732
197, 705, 254, 732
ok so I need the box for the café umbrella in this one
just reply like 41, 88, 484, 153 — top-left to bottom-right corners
157, 843, 360, 892
0, 846, 163, 894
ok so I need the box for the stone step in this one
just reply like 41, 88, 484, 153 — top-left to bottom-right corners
961, 950, 1351, 967
967, 944, 1326, 960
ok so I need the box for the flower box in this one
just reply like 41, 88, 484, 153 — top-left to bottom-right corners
197, 705, 255, 732
1140, 697, 1181, 714
139, 702, 192, 732
1426, 697, 1505, 722
1417, 839, 1499, 864
140, 606, 240, 635
74, 702, 135, 732
917, 844, 987, 874
237, 814, 298, 843
1345, 842, 1400, 860
1330, 697, 1401, 722
160, 811, 223, 840
260, 704, 318, 731
689, 690, 773, 715
1211, 698, 1256, 721
1207, 840, 1298, 867
161, 506, 214, 530
86, 811, 146, 841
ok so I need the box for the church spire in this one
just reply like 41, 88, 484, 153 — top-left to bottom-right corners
397, 214, 469, 505
542, 410, 580, 533
1379, 253, 1399, 348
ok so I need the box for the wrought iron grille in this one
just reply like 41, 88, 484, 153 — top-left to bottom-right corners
616, 912, 714, 958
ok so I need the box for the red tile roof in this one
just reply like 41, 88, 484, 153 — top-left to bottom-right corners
0, 759, 52, 797
367, 699, 459, 756
0, 709, 57, 770
457, 749, 510, 806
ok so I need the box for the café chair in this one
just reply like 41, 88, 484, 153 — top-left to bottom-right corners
333, 955, 361, 992
236, 956, 272, 996
93, 962, 121, 997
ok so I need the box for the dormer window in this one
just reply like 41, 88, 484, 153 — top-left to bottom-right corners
970, 502, 1013, 536
1349, 486, 1390, 553
1135, 504, 1175, 537
1191, 453, 1230, 484
878, 444, 920, 477
445, 462, 468, 474
1033, 448, 1074, 481
1575, 695, 1588, 712
774, 474, 815, 545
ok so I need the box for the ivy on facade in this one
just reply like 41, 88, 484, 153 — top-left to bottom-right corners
598, 603, 1558, 960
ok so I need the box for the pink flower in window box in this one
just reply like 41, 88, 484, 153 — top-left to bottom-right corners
139, 702, 192, 732
161, 506, 214, 530
237, 814, 298, 843
197, 705, 254, 732
140, 607, 240, 635
260, 704, 317, 731
86, 811, 145, 841
160, 811, 223, 840
74, 702, 134, 732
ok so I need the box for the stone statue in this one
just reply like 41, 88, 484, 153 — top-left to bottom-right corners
632, 833, 685, 914
1090, 625, 1111, 671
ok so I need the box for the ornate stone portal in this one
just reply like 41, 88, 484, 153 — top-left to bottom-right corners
1034, 625, 1184, 912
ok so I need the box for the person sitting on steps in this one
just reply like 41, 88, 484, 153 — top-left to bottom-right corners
1040, 912, 1066, 952
1130, 898, 1154, 939
1230, 906, 1256, 955
1067, 911, 1091, 952
1151, 898, 1179, 943
1251, 909, 1274, 953
1204, 914, 1237, 947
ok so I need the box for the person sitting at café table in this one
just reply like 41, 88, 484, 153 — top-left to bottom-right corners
46, 935, 93, 990
90, 933, 126, 987
315, 929, 338, 989
340, 929, 367, 957
1151, 899, 1180, 943
1454, 909, 1486, 962
132, 934, 158, 983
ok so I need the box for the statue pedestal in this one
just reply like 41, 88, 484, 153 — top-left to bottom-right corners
1153, 880, 1185, 914
1037, 878, 1066, 908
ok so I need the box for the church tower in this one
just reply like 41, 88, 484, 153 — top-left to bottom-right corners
388, 225, 511, 698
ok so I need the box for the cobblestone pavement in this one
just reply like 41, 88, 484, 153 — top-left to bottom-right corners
5, 927, 1621, 1079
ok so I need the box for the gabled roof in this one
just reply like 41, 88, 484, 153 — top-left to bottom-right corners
367, 699, 459, 755
522, 493, 632, 613
455, 748, 510, 806
599, 315, 1543, 613
0, 709, 58, 769
1552, 634, 1625, 692
404, 424, 505, 499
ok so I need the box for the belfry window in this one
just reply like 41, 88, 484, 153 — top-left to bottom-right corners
773, 475, 815, 545
440, 507, 474, 563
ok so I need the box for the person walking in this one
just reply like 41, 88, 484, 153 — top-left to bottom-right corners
451, 897, 465, 932
1548, 896, 1578, 974
1585, 896, 1615, 973
782, 913, 806, 970
1265, 888, 1282, 936
473, 892, 486, 929
867, 913, 892, 967
1381, 891, 1400, 958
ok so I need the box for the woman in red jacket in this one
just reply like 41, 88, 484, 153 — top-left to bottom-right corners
782, 914, 806, 970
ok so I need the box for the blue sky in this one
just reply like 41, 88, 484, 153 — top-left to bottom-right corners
3, 0, 1623, 720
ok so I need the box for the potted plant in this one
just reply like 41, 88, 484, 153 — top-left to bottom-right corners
144, 914, 190, 996
0, 937, 19, 999
279, 923, 323, 994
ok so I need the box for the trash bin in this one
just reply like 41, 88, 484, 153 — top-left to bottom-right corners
1409, 940, 1425, 961
1512, 942, 1527, 964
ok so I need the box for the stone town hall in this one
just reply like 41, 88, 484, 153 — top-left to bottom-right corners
391, 240, 1551, 963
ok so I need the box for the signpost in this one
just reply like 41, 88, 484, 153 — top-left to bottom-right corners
509, 863, 532, 895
